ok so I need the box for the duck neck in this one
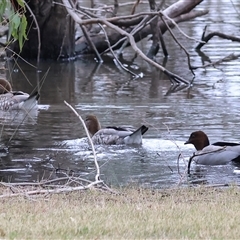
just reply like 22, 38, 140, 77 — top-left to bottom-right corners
86, 117, 101, 136
0, 78, 12, 94
196, 138, 210, 150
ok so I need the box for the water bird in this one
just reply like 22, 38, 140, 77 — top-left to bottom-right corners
185, 131, 240, 171
0, 78, 40, 111
85, 114, 148, 145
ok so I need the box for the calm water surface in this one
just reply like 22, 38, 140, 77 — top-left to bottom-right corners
1, 0, 240, 188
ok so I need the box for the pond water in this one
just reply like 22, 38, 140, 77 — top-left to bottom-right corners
1, 0, 240, 188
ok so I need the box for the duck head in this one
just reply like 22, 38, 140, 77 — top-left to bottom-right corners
85, 114, 101, 136
0, 78, 12, 94
184, 131, 210, 150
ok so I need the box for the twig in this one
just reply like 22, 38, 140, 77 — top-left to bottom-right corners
0, 181, 102, 198
187, 146, 227, 174
162, 123, 188, 186
116, 14, 157, 57
24, 2, 41, 64
80, 24, 103, 62
161, 11, 205, 44
113, 0, 119, 16
191, 53, 240, 70
5, 47, 37, 69
157, 153, 173, 172
196, 26, 240, 50
160, 13, 195, 75
131, 0, 141, 15
99, 24, 138, 77
64, 101, 100, 182
62, 0, 189, 85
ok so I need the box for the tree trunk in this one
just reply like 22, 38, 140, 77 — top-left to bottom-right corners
8, 0, 75, 60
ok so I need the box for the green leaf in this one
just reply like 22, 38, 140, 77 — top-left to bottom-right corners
10, 14, 21, 39
2, 0, 28, 51
18, 15, 28, 50
0, 0, 7, 21
16, 0, 25, 8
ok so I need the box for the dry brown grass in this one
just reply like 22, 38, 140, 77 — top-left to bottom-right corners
0, 186, 240, 239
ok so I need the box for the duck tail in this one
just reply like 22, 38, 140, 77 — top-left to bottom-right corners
22, 91, 40, 110
124, 125, 148, 145
141, 125, 148, 135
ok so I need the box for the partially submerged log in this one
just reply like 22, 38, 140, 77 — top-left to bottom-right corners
8, 0, 207, 60
74, 0, 207, 55
6, 0, 208, 84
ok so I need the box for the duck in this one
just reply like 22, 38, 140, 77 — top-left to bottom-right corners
185, 131, 240, 169
0, 78, 40, 111
85, 114, 148, 145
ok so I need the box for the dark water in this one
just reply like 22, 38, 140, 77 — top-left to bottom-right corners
1, 0, 240, 188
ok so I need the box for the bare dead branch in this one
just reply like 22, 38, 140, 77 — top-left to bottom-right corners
161, 11, 205, 44
160, 13, 194, 75
116, 14, 155, 57
196, 27, 240, 50
113, 0, 119, 16
99, 24, 138, 77
187, 146, 228, 174
101, 10, 207, 57
63, 1, 192, 84
147, 0, 162, 59
80, 24, 103, 62
0, 181, 103, 198
131, 0, 141, 15
192, 53, 240, 70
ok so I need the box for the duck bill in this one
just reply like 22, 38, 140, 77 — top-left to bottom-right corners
184, 140, 191, 145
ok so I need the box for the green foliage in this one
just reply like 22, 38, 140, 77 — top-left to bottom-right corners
0, 1, 7, 21
1, 0, 28, 51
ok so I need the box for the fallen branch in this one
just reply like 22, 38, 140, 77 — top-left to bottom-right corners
191, 53, 240, 70
196, 25, 240, 50
63, 0, 190, 84
0, 181, 103, 198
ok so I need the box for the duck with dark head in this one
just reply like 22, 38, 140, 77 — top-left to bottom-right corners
85, 114, 148, 145
185, 130, 240, 172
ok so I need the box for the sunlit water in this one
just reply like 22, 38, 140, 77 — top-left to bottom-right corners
1, 0, 240, 188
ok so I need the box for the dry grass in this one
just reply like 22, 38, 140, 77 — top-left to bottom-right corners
0, 186, 240, 239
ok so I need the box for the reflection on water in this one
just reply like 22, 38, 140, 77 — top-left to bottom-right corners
1, 0, 240, 188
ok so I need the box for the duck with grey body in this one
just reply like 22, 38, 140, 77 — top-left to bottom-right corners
185, 131, 240, 172
0, 78, 39, 111
85, 114, 148, 145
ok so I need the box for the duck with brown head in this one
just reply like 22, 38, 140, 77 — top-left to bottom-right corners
85, 114, 148, 145
0, 78, 40, 111
185, 130, 240, 170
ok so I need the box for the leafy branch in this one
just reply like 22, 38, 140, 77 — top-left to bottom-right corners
0, 0, 27, 51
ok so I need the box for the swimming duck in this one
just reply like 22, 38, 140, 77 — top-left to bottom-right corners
185, 131, 240, 168
0, 78, 40, 111
85, 114, 148, 145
